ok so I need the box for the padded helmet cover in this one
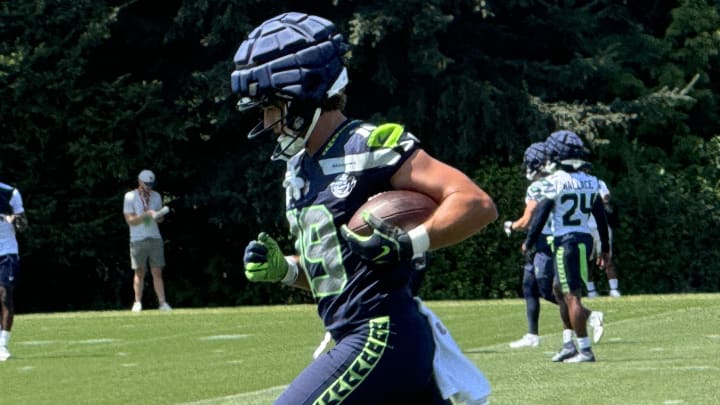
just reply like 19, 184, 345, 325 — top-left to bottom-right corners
522, 142, 547, 174
545, 130, 589, 162
231, 12, 349, 106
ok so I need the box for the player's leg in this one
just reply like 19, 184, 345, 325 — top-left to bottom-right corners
148, 238, 170, 310
277, 312, 442, 404
510, 263, 541, 348
0, 286, 12, 361
535, 237, 557, 305
585, 229, 601, 297
0, 254, 18, 360
560, 234, 596, 362
550, 246, 578, 362
551, 284, 577, 362
605, 227, 621, 297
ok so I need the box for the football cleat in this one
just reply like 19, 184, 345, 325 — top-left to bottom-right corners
158, 302, 172, 312
131, 302, 142, 313
589, 311, 605, 343
0, 346, 11, 361
564, 348, 596, 363
609, 289, 622, 298
509, 334, 540, 348
587, 290, 599, 298
551, 342, 578, 362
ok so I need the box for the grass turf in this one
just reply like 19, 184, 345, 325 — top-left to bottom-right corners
1, 294, 718, 404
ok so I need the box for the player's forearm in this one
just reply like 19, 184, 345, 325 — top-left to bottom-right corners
424, 189, 497, 251
511, 201, 538, 231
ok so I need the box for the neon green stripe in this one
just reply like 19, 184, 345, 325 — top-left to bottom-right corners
579, 242, 589, 284
556, 246, 569, 293
314, 316, 390, 404
367, 123, 403, 148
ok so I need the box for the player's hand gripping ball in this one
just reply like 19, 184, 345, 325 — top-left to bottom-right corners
341, 212, 415, 265
341, 190, 437, 266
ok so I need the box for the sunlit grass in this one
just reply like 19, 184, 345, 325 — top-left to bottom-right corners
0, 294, 718, 404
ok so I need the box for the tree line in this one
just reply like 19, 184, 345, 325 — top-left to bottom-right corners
0, 0, 718, 312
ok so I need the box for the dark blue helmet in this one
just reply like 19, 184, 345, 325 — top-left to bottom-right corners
231, 12, 350, 160
522, 142, 547, 180
231, 12, 349, 111
545, 130, 589, 169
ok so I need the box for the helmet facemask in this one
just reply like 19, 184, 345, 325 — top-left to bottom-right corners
238, 67, 348, 161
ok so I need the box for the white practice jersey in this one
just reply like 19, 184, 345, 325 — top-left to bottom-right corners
526, 180, 554, 235
0, 183, 24, 255
541, 170, 601, 237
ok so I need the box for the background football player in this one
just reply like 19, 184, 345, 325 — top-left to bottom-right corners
523, 130, 610, 363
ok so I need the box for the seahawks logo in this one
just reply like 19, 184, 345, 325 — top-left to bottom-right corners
329, 173, 356, 199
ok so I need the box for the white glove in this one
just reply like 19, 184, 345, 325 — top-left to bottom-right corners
503, 221, 513, 237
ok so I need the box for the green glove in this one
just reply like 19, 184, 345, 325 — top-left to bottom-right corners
243, 232, 289, 282
340, 212, 415, 266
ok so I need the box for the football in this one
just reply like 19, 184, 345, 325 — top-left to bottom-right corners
347, 190, 438, 236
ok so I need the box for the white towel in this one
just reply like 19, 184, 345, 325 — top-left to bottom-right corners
415, 297, 491, 405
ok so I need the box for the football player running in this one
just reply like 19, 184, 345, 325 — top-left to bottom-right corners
506, 143, 604, 349
522, 130, 610, 363
234, 12, 497, 404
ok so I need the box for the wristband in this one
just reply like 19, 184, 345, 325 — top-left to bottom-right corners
407, 225, 430, 255
282, 256, 300, 286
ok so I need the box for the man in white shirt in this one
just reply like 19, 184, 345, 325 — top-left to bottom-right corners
123, 170, 171, 312
0, 182, 27, 360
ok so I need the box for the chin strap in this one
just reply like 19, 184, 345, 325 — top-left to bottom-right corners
271, 107, 322, 161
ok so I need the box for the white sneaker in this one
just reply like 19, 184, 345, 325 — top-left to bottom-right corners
0, 346, 11, 361
589, 311, 605, 343
609, 289, 622, 298
587, 290, 599, 298
158, 302, 172, 312
131, 302, 142, 313
509, 333, 540, 348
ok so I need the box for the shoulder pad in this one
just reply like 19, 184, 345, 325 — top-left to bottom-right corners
366, 123, 405, 149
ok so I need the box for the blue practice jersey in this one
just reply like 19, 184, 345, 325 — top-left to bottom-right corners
284, 119, 421, 337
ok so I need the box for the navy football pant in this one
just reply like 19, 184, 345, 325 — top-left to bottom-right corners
275, 311, 448, 405
523, 236, 557, 334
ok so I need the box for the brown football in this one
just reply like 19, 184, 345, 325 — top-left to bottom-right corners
347, 190, 438, 236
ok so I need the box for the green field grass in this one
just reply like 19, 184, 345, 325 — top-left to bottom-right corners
1, 294, 718, 404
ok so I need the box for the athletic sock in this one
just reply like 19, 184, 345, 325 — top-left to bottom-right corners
0, 330, 10, 346
562, 329, 574, 344
577, 337, 591, 351
586, 281, 596, 294
609, 278, 619, 290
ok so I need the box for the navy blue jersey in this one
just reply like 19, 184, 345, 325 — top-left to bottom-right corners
284, 119, 421, 338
